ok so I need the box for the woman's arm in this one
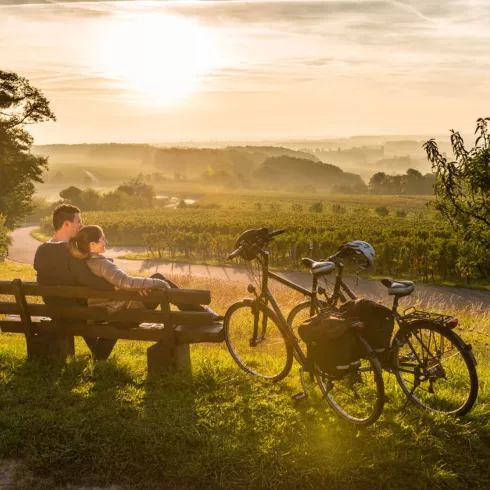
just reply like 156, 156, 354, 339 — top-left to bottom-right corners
87, 258, 169, 290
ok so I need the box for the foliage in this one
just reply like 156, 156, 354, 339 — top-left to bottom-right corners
0, 214, 11, 259
375, 205, 389, 217
255, 155, 364, 192
424, 118, 490, 249
369, 169, 434, 195
309, 201, 324, 213
36, 193, 489, 285
331, 203, 346, 214
0, 70, 55, 228
58, 178, 155, 212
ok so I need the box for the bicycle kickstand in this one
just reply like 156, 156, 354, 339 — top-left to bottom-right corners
292, 367, 309, 402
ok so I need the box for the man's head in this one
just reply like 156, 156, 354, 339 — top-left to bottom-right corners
52, 204, 82, 238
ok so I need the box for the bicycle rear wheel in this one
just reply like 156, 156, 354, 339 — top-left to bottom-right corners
316, 336, 385, 426
392, 322, 478, 416
224, 300, 293, 382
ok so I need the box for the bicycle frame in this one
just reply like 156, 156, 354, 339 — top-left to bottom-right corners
249, 250, 357, 367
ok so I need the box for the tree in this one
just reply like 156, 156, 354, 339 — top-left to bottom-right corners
60, 186, 83, 206
0, 214, 11, 260
117, 178, 154, 205
0, 70, 55, 228
424, 118, 490, 247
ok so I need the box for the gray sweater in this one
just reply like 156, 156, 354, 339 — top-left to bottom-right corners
86, 253, 169, 312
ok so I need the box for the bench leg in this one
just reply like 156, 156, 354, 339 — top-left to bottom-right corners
26, 333, 75, 362
92, 339, 118, 361
147, 341, 191, 376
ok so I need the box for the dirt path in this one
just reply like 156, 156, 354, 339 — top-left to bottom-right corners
7, 226, 490, 312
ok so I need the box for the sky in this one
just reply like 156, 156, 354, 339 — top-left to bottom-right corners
1, 0, 489, 144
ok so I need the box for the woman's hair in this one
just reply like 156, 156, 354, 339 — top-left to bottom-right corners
68, 225, 104, 259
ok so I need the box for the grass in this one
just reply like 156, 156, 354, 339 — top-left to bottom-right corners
30, 228, 51, 243
1, 263, 489, 488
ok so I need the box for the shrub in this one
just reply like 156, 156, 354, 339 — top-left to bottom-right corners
375, 206, 389, 216
309, 201, 324, 213
396, 210, 407, 218
332, 203, 346, 214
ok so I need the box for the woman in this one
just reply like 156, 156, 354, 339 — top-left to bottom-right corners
68, 225, 223, 321
67, 225, 170, 312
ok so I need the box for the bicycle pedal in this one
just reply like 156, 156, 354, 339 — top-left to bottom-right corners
292, 392, 308, 402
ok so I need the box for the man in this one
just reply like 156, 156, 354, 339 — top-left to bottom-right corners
34, 204, 114, 299
34, 204, 115, 358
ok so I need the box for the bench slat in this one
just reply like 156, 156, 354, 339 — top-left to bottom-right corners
0, 281, 211, 305
175, 324, 225, 344
1, 303, 213, 327
22, 283, 210, 305
0, 302, 20, 315
0, 316, 223, 343
0, 283, 14, 295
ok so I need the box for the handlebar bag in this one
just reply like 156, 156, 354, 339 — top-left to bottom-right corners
298, 314, 359, 376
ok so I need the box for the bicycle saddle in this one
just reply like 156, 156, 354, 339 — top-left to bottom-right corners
381, 278, 414, 297
302, 258, 336, 276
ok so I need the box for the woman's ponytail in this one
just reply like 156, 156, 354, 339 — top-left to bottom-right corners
67, 225, 104, 260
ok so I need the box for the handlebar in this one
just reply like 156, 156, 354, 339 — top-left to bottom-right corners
268, 228, 286, 238
227, 246, 243, 260
227, 229, 287, 260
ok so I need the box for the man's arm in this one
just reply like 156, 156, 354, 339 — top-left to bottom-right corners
68, 256, 114, 290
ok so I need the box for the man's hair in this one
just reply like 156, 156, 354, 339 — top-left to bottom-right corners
52, 204, 81, 231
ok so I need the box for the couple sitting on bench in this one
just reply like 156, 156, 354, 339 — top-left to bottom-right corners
34, 204, 223, 326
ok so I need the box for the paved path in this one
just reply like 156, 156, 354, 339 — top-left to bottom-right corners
7, 226, 490, 312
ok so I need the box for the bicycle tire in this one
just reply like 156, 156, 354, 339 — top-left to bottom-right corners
316, 335, 385, 426
224, 299, 294, 382
392, 321, 478, 416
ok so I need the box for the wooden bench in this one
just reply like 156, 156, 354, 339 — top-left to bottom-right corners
0, 279, 224, 375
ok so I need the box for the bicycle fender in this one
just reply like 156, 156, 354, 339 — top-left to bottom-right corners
445, 328, 478, 367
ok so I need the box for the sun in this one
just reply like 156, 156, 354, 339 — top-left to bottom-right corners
98, 13, 217, 105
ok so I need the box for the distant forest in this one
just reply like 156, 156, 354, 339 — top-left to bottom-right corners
33, 143, 436, 195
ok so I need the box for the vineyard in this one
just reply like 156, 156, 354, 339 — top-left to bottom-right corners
40, 194, 490, 285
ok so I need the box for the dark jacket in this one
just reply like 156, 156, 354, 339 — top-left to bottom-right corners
33, 241, 113, 305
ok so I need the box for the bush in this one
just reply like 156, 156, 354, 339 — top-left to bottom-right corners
396, 210, 407, 218
375, 206, 389, 216
309, 201, 324, 213
332, 203, 346, 214
0, 215, 12, 260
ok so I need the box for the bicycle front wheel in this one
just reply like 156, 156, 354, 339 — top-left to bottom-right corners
316, 336, 385, 426
224, 300, 293, 382
392, 322, 478, 416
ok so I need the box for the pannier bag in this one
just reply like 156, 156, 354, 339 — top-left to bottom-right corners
298, 314, 360, 376
338, 299, 394, 364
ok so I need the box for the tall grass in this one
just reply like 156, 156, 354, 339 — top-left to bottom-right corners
0, 263, 489, 489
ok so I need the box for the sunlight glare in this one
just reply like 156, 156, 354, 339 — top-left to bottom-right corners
98, 13, 217, 105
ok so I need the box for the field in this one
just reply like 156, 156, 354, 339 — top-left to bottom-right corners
37, 192, 490, 288
0, 262, 490, 488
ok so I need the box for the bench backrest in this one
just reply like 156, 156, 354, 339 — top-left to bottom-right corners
0, 280, 214, 337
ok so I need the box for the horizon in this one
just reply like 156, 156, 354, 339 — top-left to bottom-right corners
2, 0, 489, 144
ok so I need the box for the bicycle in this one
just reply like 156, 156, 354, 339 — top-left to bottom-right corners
223, 228, 385, 426
288, 258, 479, 416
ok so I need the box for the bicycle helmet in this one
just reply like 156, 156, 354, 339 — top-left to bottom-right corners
338, 240, 376, 267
